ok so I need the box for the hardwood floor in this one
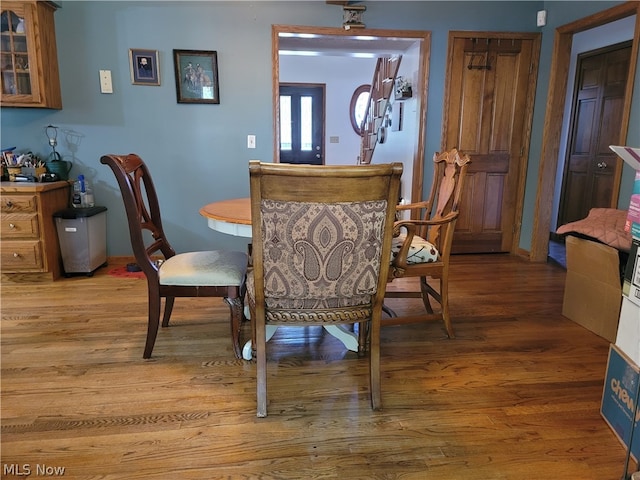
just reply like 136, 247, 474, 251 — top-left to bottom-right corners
0, 254, 630, 479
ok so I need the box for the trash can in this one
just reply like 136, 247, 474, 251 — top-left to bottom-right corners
54, 206, 107, 276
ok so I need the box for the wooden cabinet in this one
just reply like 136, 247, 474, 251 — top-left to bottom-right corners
1, 181, 70, 280
0, 1, 61, 109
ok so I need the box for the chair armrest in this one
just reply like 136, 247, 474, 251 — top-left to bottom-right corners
391, 211, 459, 270
393, 212, 459, 233
394, 211, 459, 234
396, 200, 432, 212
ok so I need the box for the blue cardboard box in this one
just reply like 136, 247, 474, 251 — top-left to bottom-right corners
601, 343, 640, 461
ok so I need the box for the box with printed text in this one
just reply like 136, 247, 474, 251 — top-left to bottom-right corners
601, 343, 640, 462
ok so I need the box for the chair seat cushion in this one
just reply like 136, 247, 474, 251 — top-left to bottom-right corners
391, 234, 439, 264
159, 250, 247, 286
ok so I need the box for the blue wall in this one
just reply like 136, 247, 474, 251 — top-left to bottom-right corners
2, 1, 635, 257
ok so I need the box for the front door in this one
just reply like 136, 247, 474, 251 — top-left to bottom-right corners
557, 41, 632, 227
443, 33, 540, 253
279, 84, 324, 165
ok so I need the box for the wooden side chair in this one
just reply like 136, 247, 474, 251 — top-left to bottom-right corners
386, 148, 470, 337
100, 154, 248, 359
247, 160, 403, 417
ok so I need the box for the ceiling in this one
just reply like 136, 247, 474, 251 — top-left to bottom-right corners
278, 33, 418, 57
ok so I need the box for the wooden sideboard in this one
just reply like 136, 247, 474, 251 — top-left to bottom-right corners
1, 181, 70, 280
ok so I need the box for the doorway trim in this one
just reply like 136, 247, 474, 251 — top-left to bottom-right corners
530, 1, 640, 262
272, 24, 431, 203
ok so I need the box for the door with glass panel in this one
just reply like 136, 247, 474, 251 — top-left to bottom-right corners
279, 84, 324, 165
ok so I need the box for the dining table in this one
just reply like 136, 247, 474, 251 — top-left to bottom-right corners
199, 197, 252, 238
200, 197, 360, 359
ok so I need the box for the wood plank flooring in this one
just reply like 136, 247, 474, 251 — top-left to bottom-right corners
0, 254, 631, 479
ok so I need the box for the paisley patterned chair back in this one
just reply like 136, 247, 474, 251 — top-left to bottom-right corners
247, 160, 402, 417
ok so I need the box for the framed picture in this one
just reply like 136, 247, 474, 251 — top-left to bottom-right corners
173, 49, 220, 104
129, 49, 160, 86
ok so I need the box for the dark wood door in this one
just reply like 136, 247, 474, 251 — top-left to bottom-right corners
444, 34, 540, 253
279, 84, 324, 165
557, 41, 632, 227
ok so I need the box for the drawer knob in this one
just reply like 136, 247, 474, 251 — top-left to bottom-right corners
13, 253, 20, 258
9, 223, 15, 229
5, 201, 13, 208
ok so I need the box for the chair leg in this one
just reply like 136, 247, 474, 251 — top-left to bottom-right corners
357, 321, 368, 356
144, 292, 162, 359
225, 293, 244, 359
369, 316, 382, 411
419, 276, 435, 314
382, 303, 397, 318
161, 297, 175, 327
256, 322, 267, 417
249, 301, 257, 360
440, 275, 455, 339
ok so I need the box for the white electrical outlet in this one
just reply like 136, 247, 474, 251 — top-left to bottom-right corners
536, 10, 547, 27
247, 135, 256, 149
99, 70, 113, 94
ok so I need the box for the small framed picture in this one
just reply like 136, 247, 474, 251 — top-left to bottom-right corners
173, 49, 220, 104
129, 49, 160, 86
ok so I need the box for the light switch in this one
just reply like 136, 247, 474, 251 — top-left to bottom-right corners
247, 135, 256, 149
99, 70, 113, 94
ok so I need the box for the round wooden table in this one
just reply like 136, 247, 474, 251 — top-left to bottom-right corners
199, 197, 252, 238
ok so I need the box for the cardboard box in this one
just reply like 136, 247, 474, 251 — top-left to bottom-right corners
562, 235, 622, 342
601, 343, 640, 462
626, 171, 640, 236
616, 297, 640, 365
610, 146, 640, 236
623, 238, 640, 308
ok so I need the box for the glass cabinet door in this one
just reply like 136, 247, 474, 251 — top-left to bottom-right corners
1, 6, 34, 97
0, 1, 60, 109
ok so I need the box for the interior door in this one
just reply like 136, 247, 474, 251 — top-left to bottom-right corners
443, 33, 540, 253
557, 41, 632, 227
279, 84, 324, 165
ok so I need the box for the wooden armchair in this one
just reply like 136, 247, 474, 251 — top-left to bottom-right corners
247, 160, 403, 417
386, 148, 470, 337
100, 154, 248, 359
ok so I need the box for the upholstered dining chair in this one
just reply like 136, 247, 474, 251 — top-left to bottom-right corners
247, 160, 403, 417
386, 148, 470, 338
100, 154, 248, 359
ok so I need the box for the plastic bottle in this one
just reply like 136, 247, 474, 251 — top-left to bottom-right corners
72, 175, 95, 208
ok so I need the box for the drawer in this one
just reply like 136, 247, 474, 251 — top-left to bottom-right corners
1, 195, 37, 213
1, 240, 44, 271
1, 213, 39, 239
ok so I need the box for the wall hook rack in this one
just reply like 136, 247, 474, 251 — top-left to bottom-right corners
467, 38, 492, 70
